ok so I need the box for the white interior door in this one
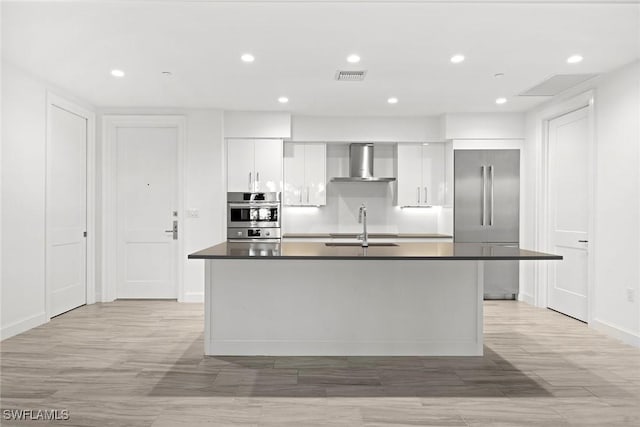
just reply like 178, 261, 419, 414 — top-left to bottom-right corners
547, 107, 590, 321
49, 105, 87, 316
116, 127, 178, 299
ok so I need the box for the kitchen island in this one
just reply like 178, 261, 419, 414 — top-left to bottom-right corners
189, 242, 561, 356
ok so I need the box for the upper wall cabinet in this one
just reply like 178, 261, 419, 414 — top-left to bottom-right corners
227, 139, 282, 192
283, 142, 326, 206
397, 143, 445, 206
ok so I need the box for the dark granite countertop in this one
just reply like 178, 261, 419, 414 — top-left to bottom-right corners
188, 242, 562, 261
282, 233, 453, 239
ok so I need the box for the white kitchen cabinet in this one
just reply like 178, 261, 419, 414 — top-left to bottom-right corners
283, 142, 326, 206
227, 138, 282, 192
397, 143, 445, 206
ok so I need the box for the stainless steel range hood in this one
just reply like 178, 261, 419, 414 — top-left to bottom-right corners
331, 143, 396, 182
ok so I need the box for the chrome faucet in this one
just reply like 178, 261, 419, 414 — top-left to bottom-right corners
358, 203, 369, 247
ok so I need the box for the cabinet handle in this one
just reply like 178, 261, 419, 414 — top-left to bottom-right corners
307, 186, 310, 203
578, 240, 589, 243
299, 188, 302, 203
424, 187, 428, 204
248, 172, 252, 191
256, 171, 260, 183
417, 187, 421, 204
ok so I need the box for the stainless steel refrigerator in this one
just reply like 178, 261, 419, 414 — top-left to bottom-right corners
454, 149, 520, 299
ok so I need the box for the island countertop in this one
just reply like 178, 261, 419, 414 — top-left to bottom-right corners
188, 241, 562, 261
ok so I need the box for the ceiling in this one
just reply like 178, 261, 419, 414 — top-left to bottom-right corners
2, 1, 639, 116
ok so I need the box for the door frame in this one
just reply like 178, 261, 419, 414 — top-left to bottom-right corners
102, 115, 186, 302
533, 90, 596, 323
45, 92, 96, 318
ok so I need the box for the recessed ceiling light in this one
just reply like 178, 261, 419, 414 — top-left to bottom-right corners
450, 54, 465, 64
387, 97, 398, 104
567, 54, 583, 64
278, 96, 289, 104
110, 69, 125, 78
241, 53, 255, 63
495, 97, 507, 105
347, 54, 361, 63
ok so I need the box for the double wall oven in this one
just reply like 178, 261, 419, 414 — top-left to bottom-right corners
227, 192, 281, 242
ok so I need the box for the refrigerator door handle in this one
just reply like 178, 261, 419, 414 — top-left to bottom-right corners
490, 165, 495, 226
481, 166, 486, 226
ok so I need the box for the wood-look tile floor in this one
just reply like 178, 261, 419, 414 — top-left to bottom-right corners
1, 300, 639, 426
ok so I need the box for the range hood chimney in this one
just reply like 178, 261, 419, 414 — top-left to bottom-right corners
331, 143, 396, 182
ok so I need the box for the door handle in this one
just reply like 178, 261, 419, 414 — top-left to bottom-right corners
481, 166, 486, 226
164, 220, 178, 240
417, 187, 420, 204
489, 165, 494, 226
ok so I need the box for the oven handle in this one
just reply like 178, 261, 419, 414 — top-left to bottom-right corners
227, 203, 280, 208
227, 238, 281, 243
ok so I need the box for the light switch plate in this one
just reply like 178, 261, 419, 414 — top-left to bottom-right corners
187, 209, 200, 218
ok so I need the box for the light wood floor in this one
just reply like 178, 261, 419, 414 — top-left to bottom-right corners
1, 300, 639, 426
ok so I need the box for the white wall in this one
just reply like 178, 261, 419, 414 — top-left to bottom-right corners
184, 110, 225, 301
523, 60, 640, 345
1, 62, 95, 338
292, 115, 443, 142
444, 113, 525, 140
224, 111, 291, 138
1, 62, 47, 338
591, 61, 639, 344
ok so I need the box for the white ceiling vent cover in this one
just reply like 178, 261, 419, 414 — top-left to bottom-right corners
335, 70, 367, 81
519, 74, 599, 96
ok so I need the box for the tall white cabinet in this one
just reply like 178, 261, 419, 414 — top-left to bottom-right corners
397, 143, 445, 206
283, 142, 326, 206
227, 139, 283, 192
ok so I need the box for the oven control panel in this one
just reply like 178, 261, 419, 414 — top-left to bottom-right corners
228, 227, 281, 241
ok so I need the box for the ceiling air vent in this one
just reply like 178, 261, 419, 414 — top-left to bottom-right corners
335, 70, 367, 82
519, 74, 598, 97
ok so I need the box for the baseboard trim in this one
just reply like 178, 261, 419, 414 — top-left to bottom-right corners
518, 292, 535, 305
591, 318, 640, 348
0, 312, 48, 341
182, 292, 204, 303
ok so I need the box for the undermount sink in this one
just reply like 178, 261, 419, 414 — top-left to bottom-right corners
325, 242, 398, 247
